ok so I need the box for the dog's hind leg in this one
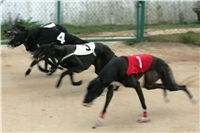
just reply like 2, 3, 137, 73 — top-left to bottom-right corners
144, 71, 164, 89
37, 60, 49, 73
175, 85, 197, 104
37, 58, 55, 73
158, 59, 197, 104
46, 58, 59, 75
144, 71, 170, 102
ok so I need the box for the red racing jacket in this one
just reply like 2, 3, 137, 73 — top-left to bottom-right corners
126, 54, 153, 76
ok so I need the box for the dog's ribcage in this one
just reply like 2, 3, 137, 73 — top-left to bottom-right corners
61, 43, 96, 70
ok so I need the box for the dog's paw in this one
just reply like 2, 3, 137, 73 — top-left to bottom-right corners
72, 80, 82, 86
137, 117, 150, 123
95, 117, 104, 127
25, 68, 31, 76
55, 84, 60, 88
47, 71, 53, 76
164, 97, 170, 103
191, 96, 198, 104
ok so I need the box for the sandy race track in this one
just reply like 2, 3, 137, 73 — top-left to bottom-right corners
1, 42, 200, 132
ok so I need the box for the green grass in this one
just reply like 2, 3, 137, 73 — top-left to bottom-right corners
1, 22, 134, 40
61, 24, 134, 35
145, 32, 200, 46
1, 19, 200, 44
63, 22, 200, 34
146, 22, 200, 30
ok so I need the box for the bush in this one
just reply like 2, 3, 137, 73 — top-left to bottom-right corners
145, 32, 200, 46
1, 17, 40, 39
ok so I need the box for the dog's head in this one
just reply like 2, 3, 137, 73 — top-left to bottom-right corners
6, 25, 28, 47
8, 31, 28, 47
4, 25, 26, 35
83, 78, 104, 107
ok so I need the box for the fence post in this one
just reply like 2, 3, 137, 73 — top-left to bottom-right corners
57, 0, 61, 24
136, 1, 145, 42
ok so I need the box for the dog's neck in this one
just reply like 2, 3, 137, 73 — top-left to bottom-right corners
52, 45, 68, 60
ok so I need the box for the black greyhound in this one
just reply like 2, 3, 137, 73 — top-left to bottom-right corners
83, 54, 197, 127
5, 23, 88, 73
25, 42, 116, 87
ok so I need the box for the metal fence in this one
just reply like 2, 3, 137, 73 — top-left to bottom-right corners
1, 0, 144, 43
1, 0, 58, 24
1, 0, 138, 25
1, 0, 200, 43
144, 1, 200, 37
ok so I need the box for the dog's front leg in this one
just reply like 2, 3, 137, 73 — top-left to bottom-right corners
56, 70, 82, 88
56, 70, 72, 88
134, 80, 150, 123
93, 85, 114, 128
25, 58, 43, 76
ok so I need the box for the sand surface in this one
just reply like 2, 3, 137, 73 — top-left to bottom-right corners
1, 42, 200, 132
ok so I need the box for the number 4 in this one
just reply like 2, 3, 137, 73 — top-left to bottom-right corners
57, 32, 65, 44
